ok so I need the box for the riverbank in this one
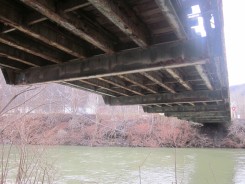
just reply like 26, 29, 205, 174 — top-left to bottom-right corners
1, 113, 244, 148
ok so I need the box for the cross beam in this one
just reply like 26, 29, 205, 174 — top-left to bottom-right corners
143, 104, 227, 113
0, 0, 87, 59
11, 39, 207, 85
164, 111, 228, 118
88, 0, 150, 47
20, 0, 114, 53
103, 90, 223, 106
155, 0, 186, 40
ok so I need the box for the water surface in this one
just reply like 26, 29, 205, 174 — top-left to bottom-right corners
43, 146, 245, 184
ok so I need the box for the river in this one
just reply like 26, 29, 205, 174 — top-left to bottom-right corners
4, 146, 245, 183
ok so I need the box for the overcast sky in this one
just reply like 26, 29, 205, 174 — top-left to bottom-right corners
223, 0, 245, 86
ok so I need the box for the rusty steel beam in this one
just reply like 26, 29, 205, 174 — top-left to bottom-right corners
0, 34, 63, 64
180, 117, 229, 123
2, 1, 91, 33
103, 90, 223, 106
141, 72, 176, 93
96, 76, 161, 109
0, 44, 44, 67
24, 12, 47, 26
58, 0, 91, 13
162, 68, 195, 106
11, 40, 208, 85
112, 75, 162, 108
0, 57, 30, 70
0, 1, 87, 59
154, 0, 187, 40
20, 0, 114, 53
195, 65, 213, 90
80, 79, 129, 97
98, 77, 144, 96
165, 68, 192, 90
143, 104, 227, 113
118, 74, 157, 94
180, 115, 230, 120
88, 0, 150, 47
165, 111, 228, 118
0, 62, 22, 70
62, 81, 116, 97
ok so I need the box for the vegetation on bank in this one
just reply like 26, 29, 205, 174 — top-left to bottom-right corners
1, 113, 244, 148
0, 71, 245, 149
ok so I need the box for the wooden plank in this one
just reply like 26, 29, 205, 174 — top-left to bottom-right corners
0, 1, 87, 58
20, 0, 114, 53
103, 90, 223, 106
88, 0, 150, 47
13, 40, 208, 85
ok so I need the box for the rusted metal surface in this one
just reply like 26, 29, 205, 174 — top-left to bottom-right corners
195, 65, 213, 90
0, 0, 230, 123
0, 1, 88, 59
88, 0, 150, 47
140, 72, 176, 94
20, 0, 114, 53
12, 41, 208, 85
103, 90, 224, 105
143, 104, 227, 113
165, 68, 192, 90
154, 0, 187, 40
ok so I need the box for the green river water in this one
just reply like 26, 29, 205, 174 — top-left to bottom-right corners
4, 146, 245, 184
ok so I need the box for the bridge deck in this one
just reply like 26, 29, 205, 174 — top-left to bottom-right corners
0, 0, 230, 123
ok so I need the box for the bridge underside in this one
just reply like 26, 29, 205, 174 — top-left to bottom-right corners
0, 0, 230, 123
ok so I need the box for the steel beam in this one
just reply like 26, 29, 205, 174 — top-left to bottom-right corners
2, 0, 91, 33
181, 116, 230, 123
0, 34, 63, 64
165, 68, 192, 90
118, 74, 157, 94
58, 0, 91, 13
165, 111, 228, 117
103, 90, 223, 106
98, 77, 143, 96
140, 72, 176, 93
62, 81, 116, 97
195, 65, 213, 90
20, 0, 114, 53
143, 104, 227, 113
0, 44, 52, 67
154, 0, 186, 40
0, 58, 28, 70
0, 0, 87, 58
88, 0, 150, 47
80, 79, 128, 97
12, 40, 208, 85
